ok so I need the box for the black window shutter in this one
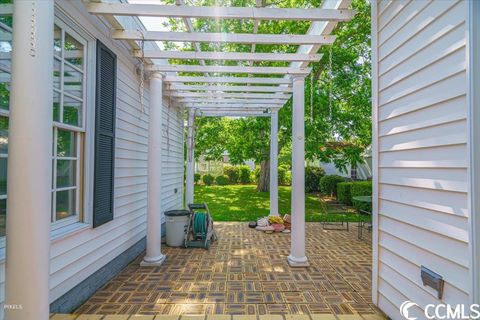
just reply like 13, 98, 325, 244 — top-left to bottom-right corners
93, 40, 117, 228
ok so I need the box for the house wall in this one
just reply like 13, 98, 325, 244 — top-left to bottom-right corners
372, 1, 470, 319
0, 0, 184, 317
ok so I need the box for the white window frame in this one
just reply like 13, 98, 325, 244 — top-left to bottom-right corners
51, 7, 97, 238
51, 17, 88, 230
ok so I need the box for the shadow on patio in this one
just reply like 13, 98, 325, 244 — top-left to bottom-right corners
74, 222, 385, 318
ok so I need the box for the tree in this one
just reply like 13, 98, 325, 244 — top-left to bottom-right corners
187, 0, 371, 190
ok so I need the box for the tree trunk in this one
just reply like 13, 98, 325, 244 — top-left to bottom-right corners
257, 159, 270, 192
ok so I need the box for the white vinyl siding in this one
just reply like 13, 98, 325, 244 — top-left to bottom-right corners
373, 0, 470, 319
0, 1, 184, 317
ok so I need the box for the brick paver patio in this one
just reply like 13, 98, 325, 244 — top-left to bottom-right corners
74, 222, 384, 318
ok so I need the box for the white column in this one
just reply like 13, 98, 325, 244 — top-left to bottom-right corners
5, 1, 54, 319
185, 109, 195, 205
141, 73, 166, 266
269, 109, 279, 216
288, 75, 309, 267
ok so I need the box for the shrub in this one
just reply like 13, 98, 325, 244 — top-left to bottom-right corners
202, 174, 214, 186
278, 165, 291, 186
351, 181, 373, 213
223, 165, 239, 184
194, 173, 201, 185
251, 167, 260, 184
337, 182, 353, 205
352, 197, 372, 213
215, 175, 229, 186
351, 181, 372, 197
238, 165, 252, 184
320, 175, 346, 197
305, 166, 326, 193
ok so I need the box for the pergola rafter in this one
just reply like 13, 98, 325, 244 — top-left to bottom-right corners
83, 0, 353, 268
166, 84, 293, 93
165, 91, 291, 99
145, 64, 311, 75
113, 30, 336, 45
86, 3, 354, 21
133, 50, 322, 62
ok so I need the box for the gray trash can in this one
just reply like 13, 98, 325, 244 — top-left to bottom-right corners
165, 210, 190, 247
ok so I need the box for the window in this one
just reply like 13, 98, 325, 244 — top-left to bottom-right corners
52, 19, 87, 228
0, 8, 94, 242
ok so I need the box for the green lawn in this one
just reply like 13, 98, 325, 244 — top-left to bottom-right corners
194, 185, 370, 222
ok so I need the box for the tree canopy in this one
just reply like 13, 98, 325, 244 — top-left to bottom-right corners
179, 0, 371, 187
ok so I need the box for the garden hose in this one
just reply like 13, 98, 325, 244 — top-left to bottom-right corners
193, 212, 206, 238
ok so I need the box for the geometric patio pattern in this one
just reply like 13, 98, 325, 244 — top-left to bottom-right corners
75, 223, 385, 318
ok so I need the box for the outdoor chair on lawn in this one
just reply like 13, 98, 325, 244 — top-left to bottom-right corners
352, 196, 372, 240
322, 213, 349, 231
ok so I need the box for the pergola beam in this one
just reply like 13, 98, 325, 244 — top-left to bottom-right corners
147, 64, 310, 75
113, 30, 336, 45
133, 50, 322, 62
167, 84, 292, 93
292, 0, 352, 69
166, 91, 290, 99
86, 3, 354, 21
164, 76, 292, 84
183, 103, 282, 108
177, 98, 287, 104
185, 106, 271, 111
199, 111, 271, 117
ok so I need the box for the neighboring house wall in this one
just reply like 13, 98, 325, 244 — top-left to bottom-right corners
372, 1, 470, 319
0, 0, 184, 316
319, 160, 372, 180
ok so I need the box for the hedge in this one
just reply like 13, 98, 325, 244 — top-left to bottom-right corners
337, 182, 353, 205
351, 181, 373, 213
202, 174, 214, 186
238, 165, 252, 184
305, 166, 325, 193
320, 175, 346, 197
337, 180, 372, 206
215, 175, 229, 186
194, 173, 201, 185
351, 181, 372, 197
223, 166, 239, 184
278, 164, 291, 186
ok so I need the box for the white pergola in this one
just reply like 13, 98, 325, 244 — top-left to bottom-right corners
2, 0, 353, 317
84, 0, 354, 268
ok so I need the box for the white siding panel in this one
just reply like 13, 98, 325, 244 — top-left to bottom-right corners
379, 47, 466, 105
379, 232, 470, 296
379, 144, 467, 169
373, 1, 470, 317
378, 0, 409, 32
378, 0, 462, 61
378, 72, 466, 121
379, 248, 469, 304
379, 200, 468, 243
379, 95, 467, 136
379, 120, 467, 152
380, 23, 465, 90
379, 1, 465, 75
379, 167, 467, 193
378, 1, 431, 47
379, 215, 469, 267
380, 184, 467, 217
